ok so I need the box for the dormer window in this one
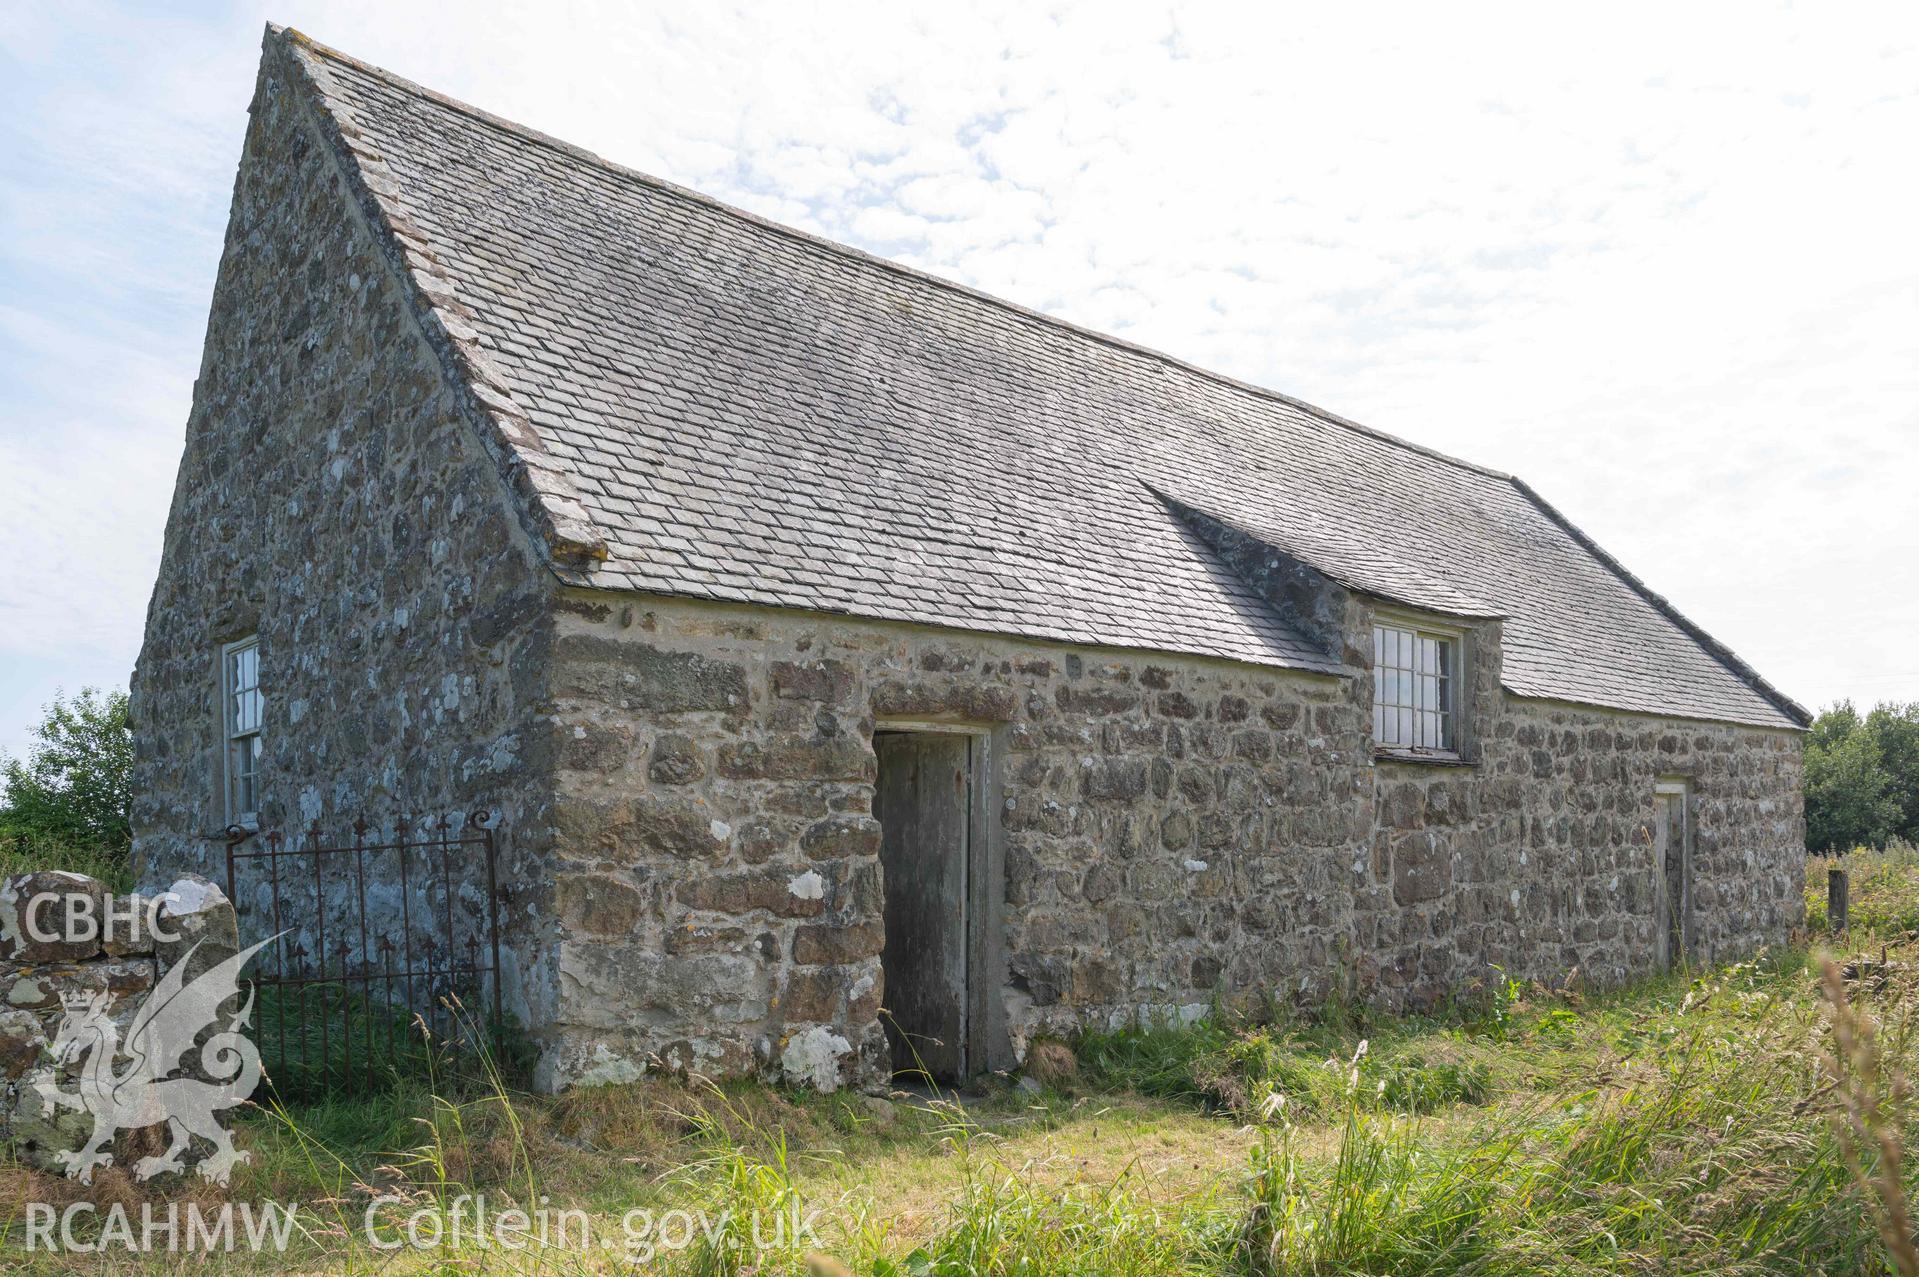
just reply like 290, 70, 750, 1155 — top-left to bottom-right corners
1373, 621, 1456, 754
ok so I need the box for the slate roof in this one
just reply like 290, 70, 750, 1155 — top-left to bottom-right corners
276, 29, 1806, 731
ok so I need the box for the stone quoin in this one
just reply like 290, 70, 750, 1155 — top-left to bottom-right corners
130, 27, 1807, 1094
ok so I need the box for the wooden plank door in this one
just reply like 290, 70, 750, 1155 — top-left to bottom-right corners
1654, 785, 1691, 971
874, 732, 973, 1080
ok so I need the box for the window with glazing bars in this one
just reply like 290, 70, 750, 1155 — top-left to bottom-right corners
223, 638, 263, 825
1372, 623, 1455, 752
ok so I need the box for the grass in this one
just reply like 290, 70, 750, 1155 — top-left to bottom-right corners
0, 830, 133, 892
246, 984, 531, 1106
1811, 838, 1919, 936
3, 851, 1918, 1273
1075, 995, 1500, 1120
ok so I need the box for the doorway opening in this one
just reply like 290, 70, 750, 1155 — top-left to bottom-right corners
873, 726, 997, 1082
1654, 780, 1693, 971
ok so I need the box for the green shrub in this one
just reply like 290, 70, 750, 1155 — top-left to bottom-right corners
0, 687, 132, 855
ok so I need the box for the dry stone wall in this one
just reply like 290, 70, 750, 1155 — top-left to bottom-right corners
540, 590, 1803, 1092
0, 872, 239, 1171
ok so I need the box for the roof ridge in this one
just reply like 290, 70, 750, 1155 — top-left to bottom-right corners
276, 25, 1513, 485
1507, 477, 1810, 727
271, 25, 607, 573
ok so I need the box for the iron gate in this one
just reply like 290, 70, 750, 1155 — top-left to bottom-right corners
223, 813, 504, 1094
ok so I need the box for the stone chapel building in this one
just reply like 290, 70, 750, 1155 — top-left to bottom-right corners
131, 28, 1807, 1091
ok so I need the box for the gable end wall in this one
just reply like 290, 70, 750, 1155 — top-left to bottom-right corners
129, 39, 561, 1031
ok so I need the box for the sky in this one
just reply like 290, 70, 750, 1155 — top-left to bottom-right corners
0, 0, 1915, 761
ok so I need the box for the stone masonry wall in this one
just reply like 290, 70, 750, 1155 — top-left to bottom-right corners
541, 590, 1367, 1089
1371, 699, 1804, 1000
541, 589, 1803, 1092
128, 43, 557, 1028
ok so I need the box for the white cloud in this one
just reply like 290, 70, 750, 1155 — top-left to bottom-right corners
0, 0, 1915, 758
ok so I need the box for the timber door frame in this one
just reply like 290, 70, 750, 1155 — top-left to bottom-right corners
872, 720, 1007, 1080
1653, 779, 1694, 972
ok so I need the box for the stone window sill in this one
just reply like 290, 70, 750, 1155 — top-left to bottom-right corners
1373, 749, 1478, 768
